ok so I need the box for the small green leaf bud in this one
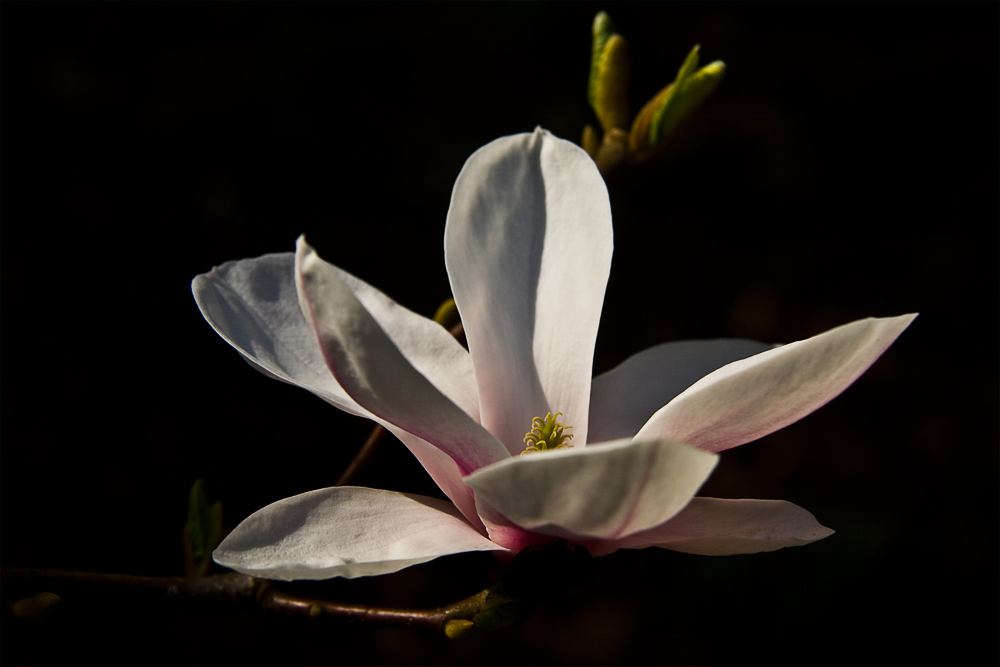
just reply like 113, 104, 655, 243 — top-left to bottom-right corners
629, 44, 726, 161
588, 12, 630, 132
587, 12, 617, 107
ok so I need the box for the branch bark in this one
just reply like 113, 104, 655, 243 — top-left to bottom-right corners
2, 568, 491, 635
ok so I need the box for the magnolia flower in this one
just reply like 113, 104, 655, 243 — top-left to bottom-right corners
192, 129, 914, 580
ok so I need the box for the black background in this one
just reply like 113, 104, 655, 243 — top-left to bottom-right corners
3, 3, 997, 665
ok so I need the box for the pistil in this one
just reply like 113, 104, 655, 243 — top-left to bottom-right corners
520, 412, 574, 455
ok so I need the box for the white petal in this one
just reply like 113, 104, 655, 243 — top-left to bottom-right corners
296, 237, 509, 475
464, 438, 718, 541
635, 314, 917, 453
382, 424, 485, 532
324, 265, 484, 526
215, 487, 504, 580
587, 497, 834, 556
332, 262, 481, 423
193, 251, 481, 422
445, 128, 613, 455
193, 251, 483, 517
192, 252, 368, 417
588, 339, 772, 443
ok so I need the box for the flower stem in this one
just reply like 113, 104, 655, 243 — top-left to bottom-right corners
334, 424, 386, 486
262, 585, 490, 632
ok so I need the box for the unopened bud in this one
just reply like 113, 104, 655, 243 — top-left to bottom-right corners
587, 12, 630, 132
630, 44, 725, 161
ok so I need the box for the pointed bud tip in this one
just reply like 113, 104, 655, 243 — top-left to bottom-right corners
701, 60, 726, 75
591, 32, 630, 132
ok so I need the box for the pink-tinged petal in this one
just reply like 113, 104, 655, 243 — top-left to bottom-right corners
464, 438, 718, 542
587, 497, 834, 556
634, 314, 918, 453
296, 237, 508, 475
325, 266, 484, 527
470, 516, 556, 553
214, 487, 505, 580
445, 128, 613, 455
383, 424, 485, 533
192, 253, 369, 417
588, 339, 772, 443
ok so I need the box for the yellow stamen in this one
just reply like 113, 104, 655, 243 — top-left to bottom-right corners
520, 412, 574, 456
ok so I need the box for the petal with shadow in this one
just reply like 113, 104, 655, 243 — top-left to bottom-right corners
587, 497, 834, 556
465, 438, 717, 541
589, 338, 772, 443
635, 314, 917, 453
445, 129, 613, 454
214, 486, 505, 580
296, 238, 509, 475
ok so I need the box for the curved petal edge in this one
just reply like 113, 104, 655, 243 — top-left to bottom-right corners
636, 314, 918, 453
191, 253, 370, 417
295, 236, 509, 474
465, 438, 718, 542
589, 338, 773, 443
445, 128, 613, 455
213, 487, 506, 580
587, 497, 834, 557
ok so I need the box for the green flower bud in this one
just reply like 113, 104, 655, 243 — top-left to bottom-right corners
587, 12, 630, 132
629, 45, 726, 161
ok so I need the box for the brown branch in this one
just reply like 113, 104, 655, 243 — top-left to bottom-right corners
2, 568, 490, 636
335, 423, 387, 486
2, 569, 256, 606
262, 586, 490, 634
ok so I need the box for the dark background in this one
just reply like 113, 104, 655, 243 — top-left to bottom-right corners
2, 3, 997, 665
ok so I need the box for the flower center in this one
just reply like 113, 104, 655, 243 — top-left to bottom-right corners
520, 412, 574, 456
